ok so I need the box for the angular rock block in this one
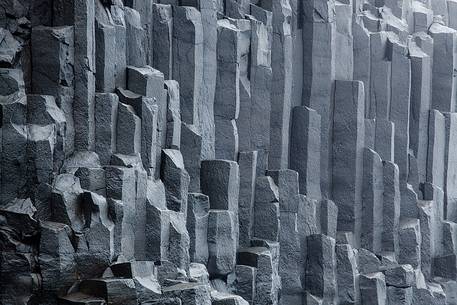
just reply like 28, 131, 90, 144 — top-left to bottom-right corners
230, 265, 256, 305
39, 221, 77, 296
116, 102, 141, 155
95, 93, 118, 165
78, 192, 114, 276
127, 66, 164, 100
336, 243, 359, 305
360, 272, 387, 305
51, 174, 84, 232
266, 169, 299, 212
278, 211, 301, 299
105, 166, 136, 260
398, 218, 421, 269
237, 246, 280, 305
387, 286, 412, 305
215, 115, 239, 161
253, 176, 280, 242
31, 26, 75, 153
79, 278, 137, 305
168, 213, 190, 272
145, 200, 170, 262
374, 119, 395, 162
180, 123, 202, 192
289, 105, 321, 199
124, 7, 147, 68
161, 149, 190, 214
207, 210, 237, 276
385, 264, 415, 288
305, 234, 337, 304
163, 282, 211, 305
187, 193, 209, 264
201, 160, 240, 211
319, 199, 338, 239
434, 254, 457, 279
416, 199, 433, 278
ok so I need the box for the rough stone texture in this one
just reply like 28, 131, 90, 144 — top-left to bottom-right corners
2, 1, 457, 304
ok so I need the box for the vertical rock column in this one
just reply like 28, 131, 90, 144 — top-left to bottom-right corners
409, 43, 431, 184
361, 148, 384, 254
429, 22, 456, 112
31, 26, 75, 155
302, 0, 336, 196
201, 160, 239, 276
382, 161, 401, 256
214, 19, 240, 161
332, 80, 365, 246
172, 6, 203, 127
443, 113, 457, 221
289, 105, 321, 199
269, 0, 293, 169
152, 3, 173, 80
370, 31, 391, 119
73, 0, 96, 151
249, 7, 273, 174
388, 34, 411, 190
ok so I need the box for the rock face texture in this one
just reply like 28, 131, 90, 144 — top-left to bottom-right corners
1, 0, 457, 304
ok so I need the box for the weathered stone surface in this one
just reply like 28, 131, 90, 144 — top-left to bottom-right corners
290, 105, 321, 199
238, 151, 257, 248
398, 218, 422, 269
181, 123, 202, 193
429, 22, 456, 112
305, 234, 337, 304
95, 93, 118, 165
332, 80, 365, 243
161, 149, 190, 214
382, 161, 400, 255
360, 272, 387, 305
336, 243, 359, 305
207, 210, 236, 276
201, 160, 239, 211
6, 0, 457, 304
361, 148, 384, 253
302, 0, 335, 197
172, 6, 203, 126
187, 193, 209, 264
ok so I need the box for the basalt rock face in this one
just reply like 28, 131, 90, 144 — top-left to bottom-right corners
1, 0, 457, 304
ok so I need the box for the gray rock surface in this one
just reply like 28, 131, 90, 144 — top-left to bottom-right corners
2, 1, 457, 304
